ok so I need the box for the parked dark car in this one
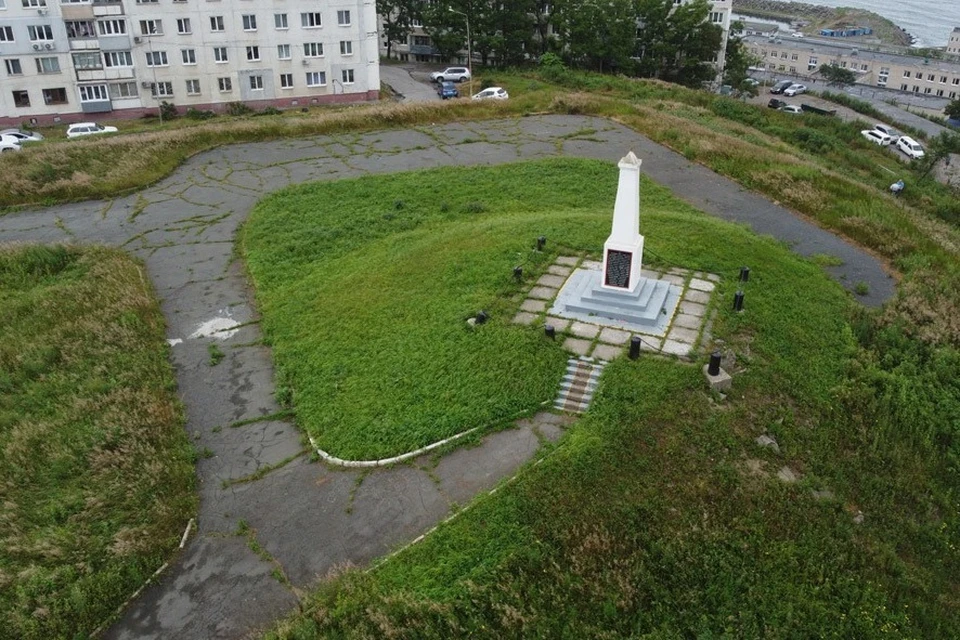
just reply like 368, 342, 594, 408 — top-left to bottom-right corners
437, 81, 459, 100
770, 80, 793, 94
768, 98, 786, 109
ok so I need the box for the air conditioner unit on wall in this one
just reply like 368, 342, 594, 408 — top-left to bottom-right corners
44, 43, 53, 50
32, 44, 41, 51
134, 37, 142, 44
141, 81, 152, 88
37, 8, 47, 15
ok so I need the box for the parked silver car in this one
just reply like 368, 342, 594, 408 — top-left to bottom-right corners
0, 128, 43, 143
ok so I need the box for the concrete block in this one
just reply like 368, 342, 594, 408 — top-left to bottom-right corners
520, 299, 547, 313
667, 326, 699, 344
706, 273, 721, 282
684, 289, 711, 305
528, 286, 558, 300
672, 313, 702, 330
592, 343, 622, 361
662, 339, 692, 357
512, 312, 538, 325
662, 273, 686, 286
679, 300, 707, 317
548, 265, 572, 276
555, 256, 579, 266
598, 327, 631, 345
537, 274, 567, 288
639, 336, 662, 352
582, 260, 602, 269
702, 363, 732, 391
562, 337, 592, 356
689, 278, 715, 292
544, 317, 570, 332
569, 322, 600, 339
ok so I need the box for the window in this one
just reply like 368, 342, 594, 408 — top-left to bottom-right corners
304, 42, 323, 57
5, 59, 23, 75
29, 25, 54, 41
411, 17, 422, 28
337, 10, 350, 25
145, 50, 168, 66
341, 68, 354, 84
301, 12, 321, 28
280, 72, 293, 88
242, 14, 257, 31
275, 13, 288, 29
790, 53, 798, 61
277, 44, 291, 59
954, 78, 960, 86
214, 47, 228, 62
37, 57, 61, 75
924, 87, 932, 94
900, 83, 908, 91
940, 75, 948, 84
249, 74, 263, 90
185, 79, 200, 94
708, 11, 722, 23
43, 87, 67, 104
101, 51, 132, 67
0, 27, 14, 42
23, 0, 48, 6
912, 85, 919, 92
12, 90, 30, 108
927, 73, 935, 81
879, 66, 889, 76
305, 71, 325, 86
218, 77, 232, 91
66, 21, 97, 39
150, 81, 174, 97
903, 70, 911, 78
98, 20, 127, 36
140, 20, 163, 35
72, 52, 102, 70
79, 84, 109, 102
136, 0, 159, 3
412, 35, 430, 47
109, 82, 138, 98
340, 40, 352, 55
210, 16, 224, 32
246, 46, 260, 61
181, 48, 196, 64
177, 18, 191, 34
937, 89, 944, 97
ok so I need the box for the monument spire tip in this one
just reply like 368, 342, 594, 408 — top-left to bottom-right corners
619, 151, 641, 167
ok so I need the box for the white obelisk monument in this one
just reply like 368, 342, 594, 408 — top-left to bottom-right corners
600, 151, 644, 293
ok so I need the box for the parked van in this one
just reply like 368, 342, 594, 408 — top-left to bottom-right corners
896, 136, 925, 159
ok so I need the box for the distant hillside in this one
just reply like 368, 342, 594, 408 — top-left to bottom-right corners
733, 0, 913, 46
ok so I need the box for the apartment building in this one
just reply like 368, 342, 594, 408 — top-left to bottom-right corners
0, 0, 380, 126
746, 34, 960, 101
385, 0, 732, 74
947, 27, 960, 58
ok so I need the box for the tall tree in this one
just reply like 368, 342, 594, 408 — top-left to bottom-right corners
946, 98, 960, 121
423, 1, 468, 63
722, 20, 760, 95
377, 0, 417, 60
819, 63, 857, 87
551, 0, 638, 73
635, 0, 723, 86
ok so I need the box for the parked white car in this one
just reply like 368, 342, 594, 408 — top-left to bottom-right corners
896, 135, 925, 159
873, 124, 901, 142
430, 67, 471, 83
472, 87, 509, 101
780, 105, 803, 114
861, 129, 893, 146
0, 128, 43, 143
0, 134, 23, 152
66, 122, 118, 138
783, 83, 807, 97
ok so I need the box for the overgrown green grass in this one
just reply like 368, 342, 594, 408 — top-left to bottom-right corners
261, 159, 959, 637
0, 244, 197, 639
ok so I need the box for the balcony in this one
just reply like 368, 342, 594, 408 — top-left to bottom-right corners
92, 0, 124, 16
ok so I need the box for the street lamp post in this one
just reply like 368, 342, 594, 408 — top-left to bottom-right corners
448, 8, 472, 97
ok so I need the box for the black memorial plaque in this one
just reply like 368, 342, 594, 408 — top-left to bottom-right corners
604, 249, 632, 289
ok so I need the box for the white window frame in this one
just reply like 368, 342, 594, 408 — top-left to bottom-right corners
306, 70, 325, 86
341, 68, 354, 84
185, 78, 201, 95
337, 10, 350, 25
304, 42, 323, 57
277, 44, 291, 60
177, 18, 191, 34
0, 27, 14, 43
78, 84, 109, 102
28, 25, 55, 41
36, 56, 60, 73
145, 50, 168, 67
242, 14, 257, 31
151, 81, 174, 97
301, 12, 321, 28
275, 13, 288, 29
246, 45, 260, 61
213, 46, 228, 63
218, 77, 232, 92
181, 48, 196, 65
98, 20, 127, 36
103, 51, 133, 67
210, 16, 224, 32
340, 40, 352, 55
139, 20, 163, 36
249, 74, 263, 90
5, 59, 23, 75
279, 72, 293, 88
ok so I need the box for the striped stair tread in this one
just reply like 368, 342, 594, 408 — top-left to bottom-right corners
553, 357, 606, 414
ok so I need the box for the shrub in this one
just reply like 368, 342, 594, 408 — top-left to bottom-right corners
226, 101, 253, 116
185, 108, 216, 120
159, 101, 178, 121
257, 106, 283, 116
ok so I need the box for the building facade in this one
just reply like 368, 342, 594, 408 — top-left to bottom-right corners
0, 0, 380, 126
746, 34, 960, 101
384, 0, 732, 75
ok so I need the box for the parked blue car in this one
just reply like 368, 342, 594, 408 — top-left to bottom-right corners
437, 81, 459, 100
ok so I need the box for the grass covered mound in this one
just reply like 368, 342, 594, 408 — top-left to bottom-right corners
242, 158, 845, 459
261, 162, 960, 638
0, 245, 196, 639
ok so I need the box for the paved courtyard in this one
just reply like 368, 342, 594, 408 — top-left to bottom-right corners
0, 115, 895, 639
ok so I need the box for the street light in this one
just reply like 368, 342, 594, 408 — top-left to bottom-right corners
448, 8, 472, 97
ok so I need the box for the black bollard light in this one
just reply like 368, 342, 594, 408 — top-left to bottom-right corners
545, 324, 556, 340
733, 290, 745, 312
536, 235, 547, 251
513, 265, 523, 283
739, 266, 750, 282
708, 351, 722, 376
629, 336, 642, 360
476, 310, 489, 324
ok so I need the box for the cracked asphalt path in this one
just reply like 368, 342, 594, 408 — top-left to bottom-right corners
0, 116, 895, 639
